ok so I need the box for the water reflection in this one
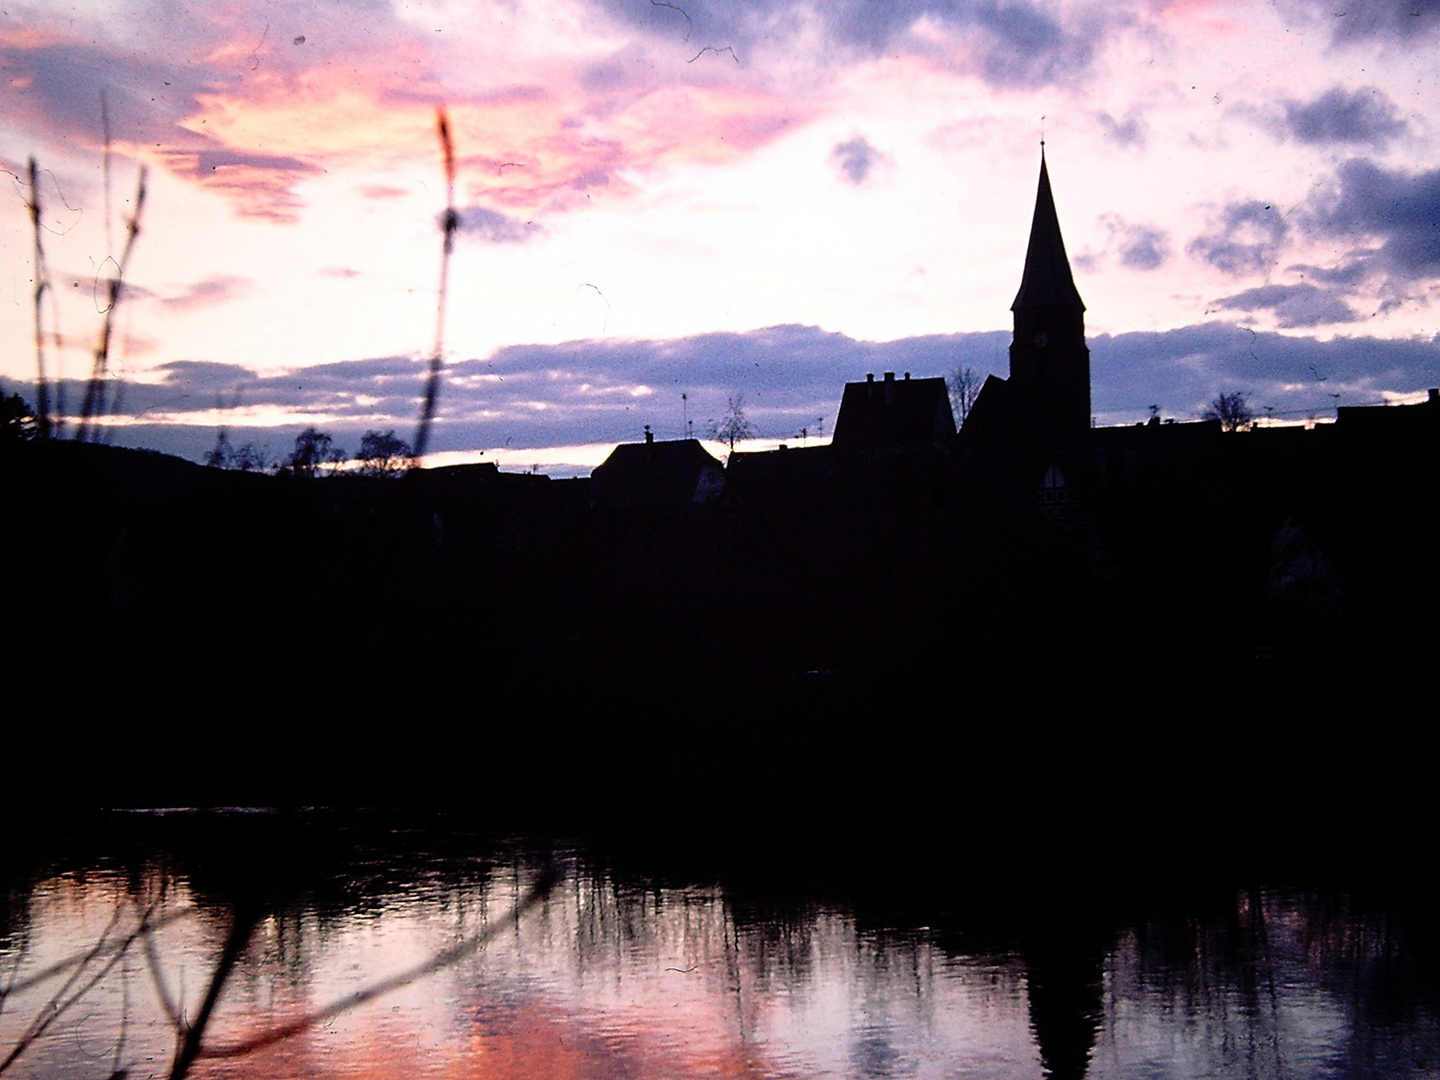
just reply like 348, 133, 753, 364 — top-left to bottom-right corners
0, 815, 1434, 1080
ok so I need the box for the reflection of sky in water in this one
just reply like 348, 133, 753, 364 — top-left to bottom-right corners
1, 849, 1434, 1080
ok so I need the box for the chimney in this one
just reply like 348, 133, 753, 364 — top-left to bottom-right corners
903, 372, 910, 380
884, 371, 895, 382
644, 426, 653, 444
1429, 388, 1439, 403
866, 373, 874, 382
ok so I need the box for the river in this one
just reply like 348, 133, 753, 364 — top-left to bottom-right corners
1, 809, 1433, 1080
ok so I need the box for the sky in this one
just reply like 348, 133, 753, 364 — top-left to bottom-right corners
3, 0, 1438, 471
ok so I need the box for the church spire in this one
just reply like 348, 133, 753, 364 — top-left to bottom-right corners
1011, 152, 1085, 312
1006, 151, 1091, 442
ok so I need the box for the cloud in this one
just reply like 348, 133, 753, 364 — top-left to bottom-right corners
1209, 283, 1358, 328
596, 0, 1107, 86
1188, 200, 1289, 276
1088, 323, 1439, 422
1118, 226, 1169, 271
1282, 86, 1406, 149
359, 184, 410, 200
455, 206, 544, 244
1078, 215, 1170, 272
1318, 0, 1440, 42
1184, 160, 1440, 326
1096, 110, 1145, 148
1, 0, 1114, 227
1303, 158, 1440, 281
26, 320, 1439, 463
153, 275, 254, 311
831, 137, 883, 185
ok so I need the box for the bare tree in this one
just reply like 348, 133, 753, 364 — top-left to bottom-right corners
232, 443, 271, 472
947, 366, 981, 428
356, 429, 412, 477
710, 393, 757, 452
1203, 391, 1255, 432
284, 428, 343, 478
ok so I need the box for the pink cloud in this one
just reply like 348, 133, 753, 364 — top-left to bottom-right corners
1, 2, 830, 223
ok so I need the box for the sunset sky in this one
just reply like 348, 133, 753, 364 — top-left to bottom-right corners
3, 0, 1437, 470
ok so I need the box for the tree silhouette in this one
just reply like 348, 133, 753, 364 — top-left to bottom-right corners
204, 430, 234, 468
285, 428, 342, 478
231, 443, 271, 472
1203, 391, 1255, 432
1, 390, 38, 443
947, 366, 981, 428
710, 393, 757, 452
356, 429, 412, 477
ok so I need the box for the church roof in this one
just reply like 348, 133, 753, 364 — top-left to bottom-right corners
1010, 154, 1085, 312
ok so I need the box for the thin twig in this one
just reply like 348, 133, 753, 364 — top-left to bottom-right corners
0, 904, 143, 1076
1, 908, 192, 999
77, 166, 147, 442
27, 157, 51, 439
413, 106, 457, 465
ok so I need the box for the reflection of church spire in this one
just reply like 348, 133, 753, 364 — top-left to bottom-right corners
1008, 149, 1091, 443
1012, 151, 1085, 313
1025, 932, 1106, 1080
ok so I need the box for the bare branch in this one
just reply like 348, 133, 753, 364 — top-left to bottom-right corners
414, 106, 458, 465
27, 158, 51, 439
1, 904, 172, 1077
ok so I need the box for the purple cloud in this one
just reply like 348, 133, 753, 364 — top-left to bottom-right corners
831, 137, 882, 185
1210, 283, 1358, 328
454, 206, 544, 244
1188, 201, 1289, 277
1283, 86, 1406, 149
1304, 158, 1440, 280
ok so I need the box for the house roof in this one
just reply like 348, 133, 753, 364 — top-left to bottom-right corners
590, 436, 725, 508
831, 373, 955, 453
1011, 153, 1085, 313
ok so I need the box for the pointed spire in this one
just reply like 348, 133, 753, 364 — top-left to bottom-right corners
1011, 152, 1085, 312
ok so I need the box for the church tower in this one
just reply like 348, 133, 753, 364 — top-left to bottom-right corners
1008, 152, 1090, 443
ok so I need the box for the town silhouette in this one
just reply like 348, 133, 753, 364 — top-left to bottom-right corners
3, 155, 1434, 827
3, 162, 1435, 1080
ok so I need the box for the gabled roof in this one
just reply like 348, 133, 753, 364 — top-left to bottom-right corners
590, 437, 725, 509
831, 373, 955, 454
1011, 153, 1085, 312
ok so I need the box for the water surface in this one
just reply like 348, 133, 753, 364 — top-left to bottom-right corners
1, 812, 1433, 1079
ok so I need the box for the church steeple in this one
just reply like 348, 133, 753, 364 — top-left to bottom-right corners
1012, 152, 1085, 313
1008, 150, 1091, 442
